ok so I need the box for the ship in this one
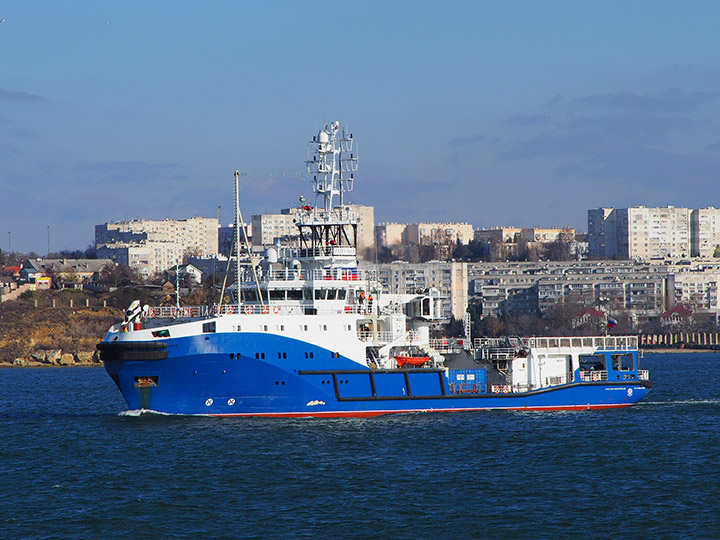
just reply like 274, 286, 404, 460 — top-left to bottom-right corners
97, 121, 652, 417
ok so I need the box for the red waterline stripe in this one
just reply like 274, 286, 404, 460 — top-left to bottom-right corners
210, 402, 635, 418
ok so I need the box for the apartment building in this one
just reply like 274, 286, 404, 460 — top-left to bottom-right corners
251, 212, 299, 247
253, 204, 374, 258
671, 269, 720, 311
376, 222, 474, 248
218, 223, 252, 257
589, 206, 699, 260
404, 222, 474, 246
95, 217, 219, 277
691, 207, 720, 258
367, 260, 468, 320
469, 261, 671, 319
375, 223, 408, 247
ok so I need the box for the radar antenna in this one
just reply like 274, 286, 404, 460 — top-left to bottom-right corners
305, 121, 358, 213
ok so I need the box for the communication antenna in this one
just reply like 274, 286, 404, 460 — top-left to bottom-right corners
305, 121, 358, 213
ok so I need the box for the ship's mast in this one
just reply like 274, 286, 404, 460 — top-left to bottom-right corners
306, 121, 358, 213
296, 122, 359, 265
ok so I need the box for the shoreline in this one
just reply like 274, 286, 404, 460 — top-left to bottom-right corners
643, 348, 719, 354
0, 362, 103, 368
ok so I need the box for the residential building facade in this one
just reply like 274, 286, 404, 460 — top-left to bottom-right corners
588, 206, 703, 260
367, 261, 468, 320
691, 207, 720, 258
96, 217, 219, 277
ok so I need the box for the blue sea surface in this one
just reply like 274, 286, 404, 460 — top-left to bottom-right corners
1, 353, 719, 540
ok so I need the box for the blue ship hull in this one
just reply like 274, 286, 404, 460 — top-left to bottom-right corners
101, 332, 652, 417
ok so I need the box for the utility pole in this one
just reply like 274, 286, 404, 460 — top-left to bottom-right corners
47, 226, 50, 257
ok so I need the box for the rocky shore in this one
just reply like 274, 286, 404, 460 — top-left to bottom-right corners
6, 348, 102, 367
0, 294, 121, 368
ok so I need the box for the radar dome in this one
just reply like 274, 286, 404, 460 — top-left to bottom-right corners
264, 247, 278, 264
318, 131, 329, 144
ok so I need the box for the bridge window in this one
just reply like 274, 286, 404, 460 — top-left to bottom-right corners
611, 353, 634, 371
326, 289, 337, 300
202, 322, 216, 333
287, 289, 303, 301
579, 354, 605, 371
244, 290, 258, 302
270, 289, 285, 300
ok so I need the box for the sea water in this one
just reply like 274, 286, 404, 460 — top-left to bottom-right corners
1, 353, 718, 540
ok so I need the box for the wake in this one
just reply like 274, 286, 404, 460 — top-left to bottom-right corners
640, 399, 720, 406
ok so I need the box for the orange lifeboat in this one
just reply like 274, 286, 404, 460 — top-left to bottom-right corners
395, 356, 430, 368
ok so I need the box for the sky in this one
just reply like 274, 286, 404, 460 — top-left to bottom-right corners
2, 1, 720, 254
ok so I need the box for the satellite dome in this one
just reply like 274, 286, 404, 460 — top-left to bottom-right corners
318, 131, 329, 144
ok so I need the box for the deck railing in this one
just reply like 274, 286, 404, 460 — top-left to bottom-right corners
260, 267, 377, 282
579, 370, 608, 382
143, 302, 384, 319
472, 336, 639, 352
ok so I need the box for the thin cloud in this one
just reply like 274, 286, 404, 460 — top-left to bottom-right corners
572, 89, 720, 113
71, 160, 180, 188
505, 114, 549, 127
0, 88, 44, 102
0, 142, 19, 157
450, 133, 485, 147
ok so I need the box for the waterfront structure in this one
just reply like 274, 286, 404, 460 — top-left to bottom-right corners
96, 217, 219, 277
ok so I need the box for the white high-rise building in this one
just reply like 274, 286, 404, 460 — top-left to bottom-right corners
588, 206, 693, 260
252, 204, 375, 258
691, 207, 720, 257
96, 217, 219, 277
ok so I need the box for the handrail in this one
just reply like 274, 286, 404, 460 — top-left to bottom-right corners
470, 336, 639, 351
255, 267, 376, 282
143, 302, 380, 319
579, 370, 608, 382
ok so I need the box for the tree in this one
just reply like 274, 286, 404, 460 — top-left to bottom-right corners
375, 246, 395, 263
98, 262, 140, 288
544, 238, 572, 261
182, 247, 201, 264
714, 245, 720, 258
443, 316, 465, 337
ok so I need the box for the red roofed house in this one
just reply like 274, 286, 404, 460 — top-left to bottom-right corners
572, 307, 607, 329
660, 305, 693, 328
